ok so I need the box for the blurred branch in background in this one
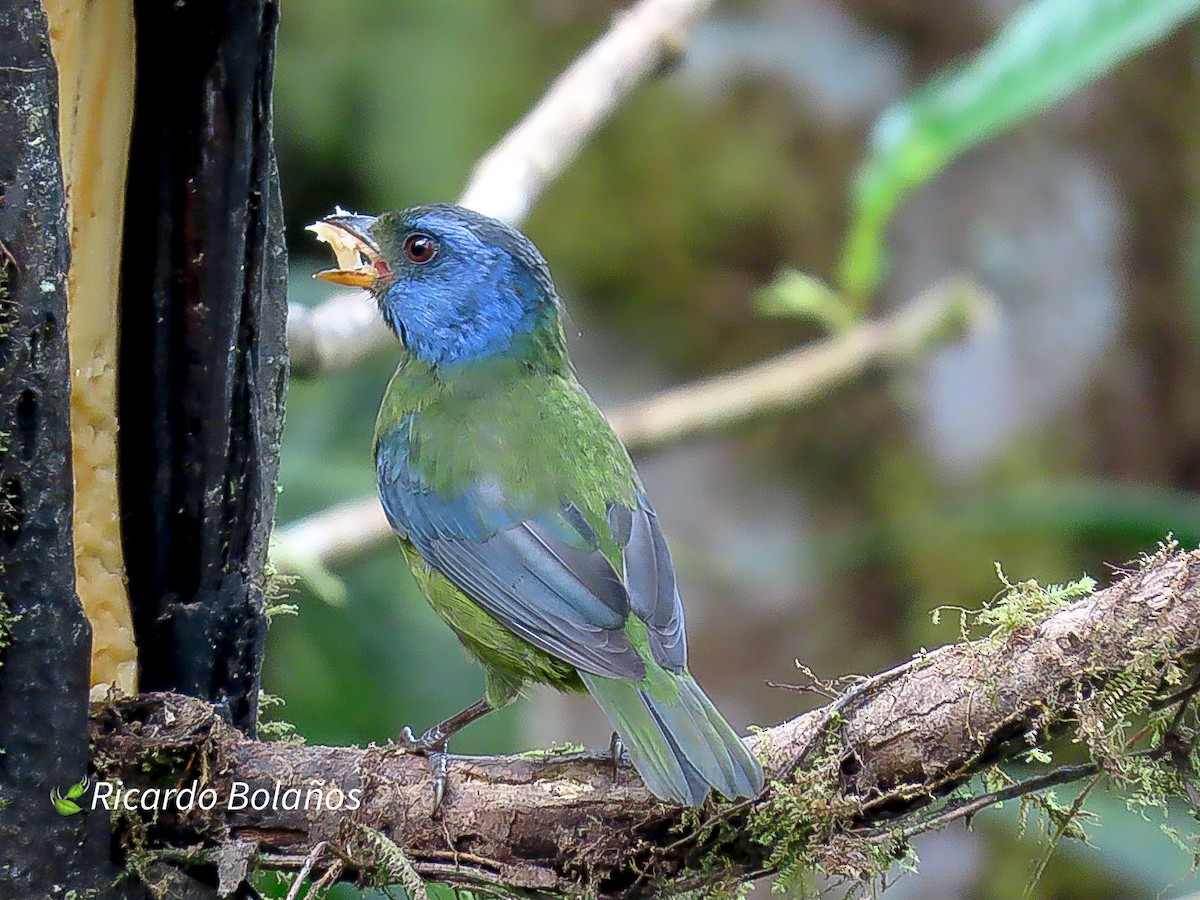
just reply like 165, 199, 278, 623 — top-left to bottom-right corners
286, 291, 392, 382
272, 278, 991, 596
94, 547, 1200, 896
287, 0, 1200, 377
456, 0, 707, 224
609, 277, 988, 449
287, 0, 718, 379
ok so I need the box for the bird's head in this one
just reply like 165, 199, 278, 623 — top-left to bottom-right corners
311, 204, 565, 371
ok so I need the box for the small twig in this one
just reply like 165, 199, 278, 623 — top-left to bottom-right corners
1022, 772, 1102, 899
663, 865, 775, 898
766, 680, 840, 700
767, 664, 866, 700
608, 278, 987, 450
860, 762, 1100, 843
308, 859, 343, 898
0, 238, 16, 269
412, 861, 537, 894
1022, 720, 1158, 897
285, 841, 329, 900
146, 846, 220, 866
661, 651, 954, 861
1151, 669, 1200, 719
784, 647, 948, 778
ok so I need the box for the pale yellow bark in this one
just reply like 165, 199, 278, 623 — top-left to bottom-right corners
43, 0, 138, 695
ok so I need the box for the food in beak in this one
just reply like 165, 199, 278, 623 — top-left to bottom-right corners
308, 210, 384, 288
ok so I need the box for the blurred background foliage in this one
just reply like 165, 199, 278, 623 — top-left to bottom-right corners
267, 0, 1200, 896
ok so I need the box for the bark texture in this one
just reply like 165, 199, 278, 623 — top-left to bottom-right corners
0, 3, 286, 894
0, 3, 134, 894
89, 549, 1200, 897
119, 0, 287, 732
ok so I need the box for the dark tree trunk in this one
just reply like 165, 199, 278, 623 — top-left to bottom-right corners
119, 0, 287, 733
0, 4, 131, 894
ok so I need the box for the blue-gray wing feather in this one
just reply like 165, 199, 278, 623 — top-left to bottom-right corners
376, 424, 645, 680
610, 496, 687, 672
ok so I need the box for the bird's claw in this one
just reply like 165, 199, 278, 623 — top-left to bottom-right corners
609, 731, 626, 782
430, 750, 448, 813
396, 725, 450, 814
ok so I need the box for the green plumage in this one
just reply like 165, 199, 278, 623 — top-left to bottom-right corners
375, 351, 763, 804
375, 350, 638, 698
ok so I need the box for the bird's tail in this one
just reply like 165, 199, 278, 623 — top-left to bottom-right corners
580, 669, 764, 806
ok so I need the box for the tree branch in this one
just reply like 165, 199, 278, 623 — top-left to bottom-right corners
287, 0, 718, 379
606, 278, 984, 450
90, 547, 1200, 896
272, 278, 986, 588
456, 0, 710, 226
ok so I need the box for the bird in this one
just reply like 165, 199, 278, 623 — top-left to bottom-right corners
311, 203, 764, 811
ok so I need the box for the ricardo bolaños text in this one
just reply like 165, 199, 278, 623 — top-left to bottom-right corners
92, 779, 363, 813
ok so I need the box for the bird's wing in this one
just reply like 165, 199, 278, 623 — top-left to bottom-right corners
608, 496, 687, 672
376, 427, 647, 680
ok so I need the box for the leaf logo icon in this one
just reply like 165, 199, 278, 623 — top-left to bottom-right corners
50, 775, 89, 816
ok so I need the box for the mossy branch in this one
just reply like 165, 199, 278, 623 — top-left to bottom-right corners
90, 546, 1200, 897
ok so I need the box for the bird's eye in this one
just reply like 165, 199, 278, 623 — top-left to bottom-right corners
403, 233, 437, 264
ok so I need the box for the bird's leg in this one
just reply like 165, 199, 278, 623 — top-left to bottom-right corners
398, 697, 495, 751
398, 697, 495, 813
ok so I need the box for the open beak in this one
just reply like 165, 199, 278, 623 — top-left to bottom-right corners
308, 211, 383, 288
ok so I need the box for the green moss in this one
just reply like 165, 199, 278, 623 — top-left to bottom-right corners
514, 741, 587, 759
262, 559, 299, 619
0, 253, 11, 673
741, 727, 907, 896
257, 566, 302, 740
0, 596, 15, 807
0, 596, 15, 662
0, 254, 14, 337
341, 821, 428, 898
932, 563, 1096, 644
135, 748, 189, 780
256, 690, 300, 743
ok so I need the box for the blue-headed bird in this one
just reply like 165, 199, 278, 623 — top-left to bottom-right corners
312, 204, 764, 810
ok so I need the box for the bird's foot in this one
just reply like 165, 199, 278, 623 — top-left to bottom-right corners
397, 724, 447, 754
609, 731, 626, 782
392, 699, 495, 815
396, 726, 450, 814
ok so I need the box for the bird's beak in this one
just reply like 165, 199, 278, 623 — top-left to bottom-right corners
308, 211, 384, 288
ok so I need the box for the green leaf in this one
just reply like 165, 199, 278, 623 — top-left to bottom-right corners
50, 790, 81, 816
839, 0, 1200, 300
64, 776, 88, 800
755, 270, 857, 332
